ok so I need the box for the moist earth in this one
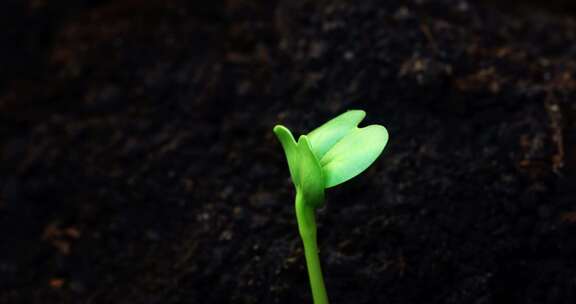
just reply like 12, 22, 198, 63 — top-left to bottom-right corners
1, 0, 576, 303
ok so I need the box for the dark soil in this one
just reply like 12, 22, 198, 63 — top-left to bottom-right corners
2, 0, 576, 303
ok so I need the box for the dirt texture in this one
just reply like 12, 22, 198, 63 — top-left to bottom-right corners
1, 0, 576, 303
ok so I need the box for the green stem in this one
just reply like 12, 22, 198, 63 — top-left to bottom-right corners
295, 190, 329, 304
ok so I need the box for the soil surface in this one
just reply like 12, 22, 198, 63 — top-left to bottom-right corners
2, 0, 576, 303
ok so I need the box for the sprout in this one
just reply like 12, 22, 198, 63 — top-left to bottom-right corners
273, 110, 389, 304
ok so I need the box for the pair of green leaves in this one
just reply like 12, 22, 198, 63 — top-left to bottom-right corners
273, 110, 389, 208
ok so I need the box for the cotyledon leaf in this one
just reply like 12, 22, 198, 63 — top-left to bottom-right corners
273, 125, 300, 184
320, 125, 388, 188
307, 110, 366, 160
296, 135, 325, 208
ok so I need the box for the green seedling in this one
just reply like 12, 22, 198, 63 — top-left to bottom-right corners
273, 110, 389, 304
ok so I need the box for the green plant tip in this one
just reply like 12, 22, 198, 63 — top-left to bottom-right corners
273, 110, 389, 304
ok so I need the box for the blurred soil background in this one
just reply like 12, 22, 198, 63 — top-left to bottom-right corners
1, 0, 576, 303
